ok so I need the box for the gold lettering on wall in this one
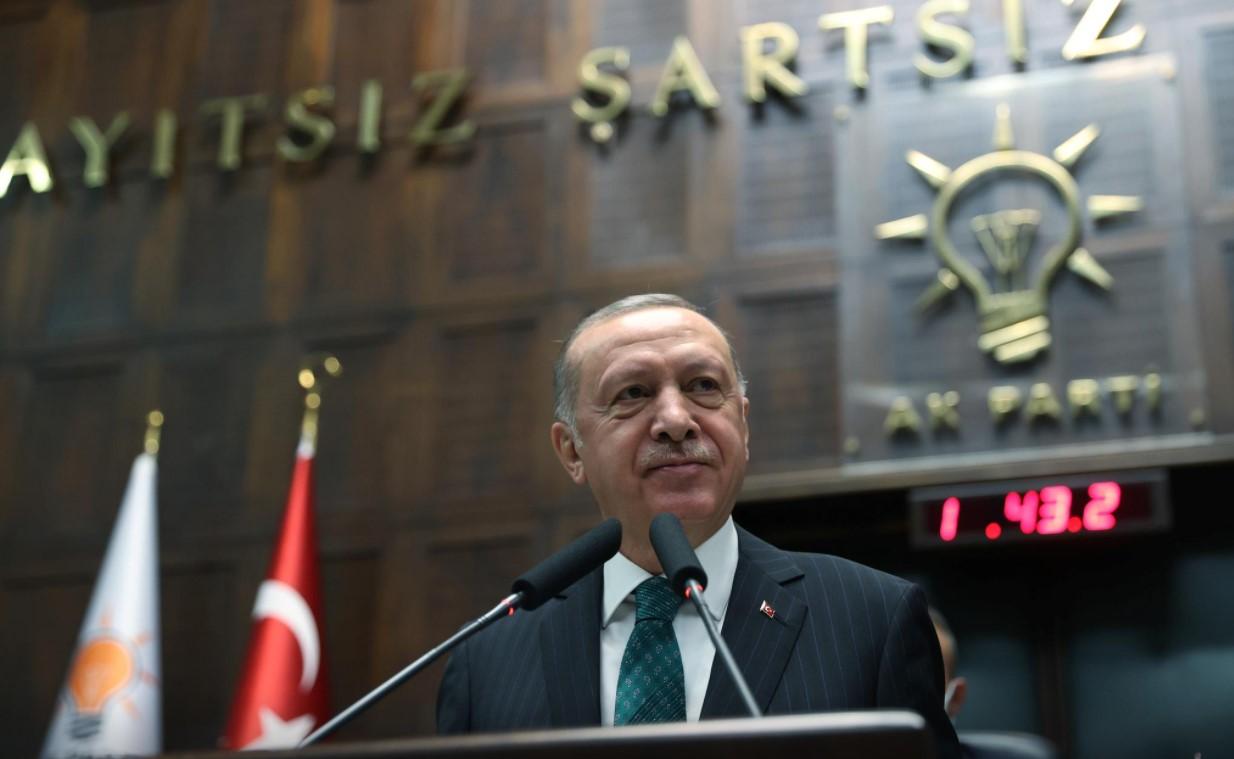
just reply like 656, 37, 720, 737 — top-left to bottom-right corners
886, 372, 1166, 442
358, 79, 383, 154
572, 47, 632, 144
1105, 375, 1139, 415
278, 86, 336, 163
915, 0, 974, 80
0, 122, 54, 197
200, 94, 269, 171
150, 109, 177, 179
68, 113, 130, 188
410, 69, 475, 147
885, 396, 923, 435
1062, 0, 1145, 61
650, 36, 720, 117
1003, 0, 1027, 65
0, 1, 1159, 187
1144, 372, 1162, 411
1067, 379, 1102, 418
818, 6, 895, 90
926, 391, 961, 430
1025, 382, 1062, 422
740, 22, 808, 103
989, 385, 1022, 423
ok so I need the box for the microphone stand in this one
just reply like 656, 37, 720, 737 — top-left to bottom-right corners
684, 579, 761, 719
298, 591, 523, 748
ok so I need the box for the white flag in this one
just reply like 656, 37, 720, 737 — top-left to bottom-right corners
41, 453, 162, 758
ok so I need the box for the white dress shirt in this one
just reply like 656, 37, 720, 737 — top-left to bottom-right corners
599, 517, 739, 724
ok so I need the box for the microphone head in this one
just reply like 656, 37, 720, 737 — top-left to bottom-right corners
649, 513, 708, 598
511, 518, 621, 610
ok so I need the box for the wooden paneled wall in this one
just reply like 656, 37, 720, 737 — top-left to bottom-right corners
2, 0, 1233, 753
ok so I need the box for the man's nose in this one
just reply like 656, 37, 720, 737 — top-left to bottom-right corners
649, 388, 700, 442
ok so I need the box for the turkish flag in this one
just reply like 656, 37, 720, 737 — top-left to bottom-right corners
222, 439, 330, 749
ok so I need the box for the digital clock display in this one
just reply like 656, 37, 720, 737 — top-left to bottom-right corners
909, 470, 1170, 548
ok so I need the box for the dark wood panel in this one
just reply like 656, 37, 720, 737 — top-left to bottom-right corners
197, 0, 295, 100
0, 15, 42, 131
173, 166, 273, 325
0, 573, 93, 759
310, 332, 402, 517
39, 185, 145, 338
736, 87, 836, 258
155, 343, 260, 535
423, 527, 535, 637
273, 148, 420, 318
0, 0, 50, 25
431, 318, 540, 506
72, 0, 194, 119
161, 561, 237, 751
0, 369, 28, 527
236, 340, 310, 529
586, 125, 689, 270
424, 119, 550, 288
350, 531, 433, 740
7, 362, 129, 550
0, 191, 59, 342
464, 0, 550, 90
329, 0, 434, 125
736, 289, 841, 472
320, 551, 380, 736
351, 524, 540, 740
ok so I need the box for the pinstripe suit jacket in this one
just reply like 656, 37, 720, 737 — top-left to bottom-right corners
437, 526, 959, 759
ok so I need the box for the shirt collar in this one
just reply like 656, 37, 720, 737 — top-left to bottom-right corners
601, 517, 739, 627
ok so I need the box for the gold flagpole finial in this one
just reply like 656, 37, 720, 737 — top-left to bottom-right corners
144, 410, 164, 456
298, 355, 342, 448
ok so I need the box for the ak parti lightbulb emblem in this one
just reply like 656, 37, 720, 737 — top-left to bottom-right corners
875, 104, 1142, 364
66, 636, 135, 739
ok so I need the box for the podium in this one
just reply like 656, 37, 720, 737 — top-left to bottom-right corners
169, 711, 934, 759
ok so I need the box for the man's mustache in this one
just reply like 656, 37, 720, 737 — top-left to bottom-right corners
639, 440, 718, 471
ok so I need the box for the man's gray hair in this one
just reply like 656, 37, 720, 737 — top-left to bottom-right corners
552, 293, 747, 437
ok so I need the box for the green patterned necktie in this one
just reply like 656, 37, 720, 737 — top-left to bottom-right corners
614, 576, 686, 725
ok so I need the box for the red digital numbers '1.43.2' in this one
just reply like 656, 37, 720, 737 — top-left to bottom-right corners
911, 471, 1169, 548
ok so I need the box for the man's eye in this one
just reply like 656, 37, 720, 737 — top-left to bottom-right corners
615, 386, 649, 401
689, 377, 721, 393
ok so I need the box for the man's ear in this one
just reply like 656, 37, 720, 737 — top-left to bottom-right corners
550, 422, 587, 484
946, 676, 968, 720
741, 395, 750, 460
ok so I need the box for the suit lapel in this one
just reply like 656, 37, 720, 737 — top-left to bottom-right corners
700, 528, 806, 718
539, 566, 603, 727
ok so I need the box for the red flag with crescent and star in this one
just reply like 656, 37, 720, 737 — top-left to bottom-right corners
222, 434, 330, 749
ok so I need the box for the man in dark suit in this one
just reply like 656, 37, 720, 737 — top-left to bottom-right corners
437, 294, 960, 759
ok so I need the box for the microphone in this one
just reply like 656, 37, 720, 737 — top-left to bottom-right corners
648, 512, 708, 597
513, 517, 622, 609
649, 513, 761, 719
300, 518, 622, 747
